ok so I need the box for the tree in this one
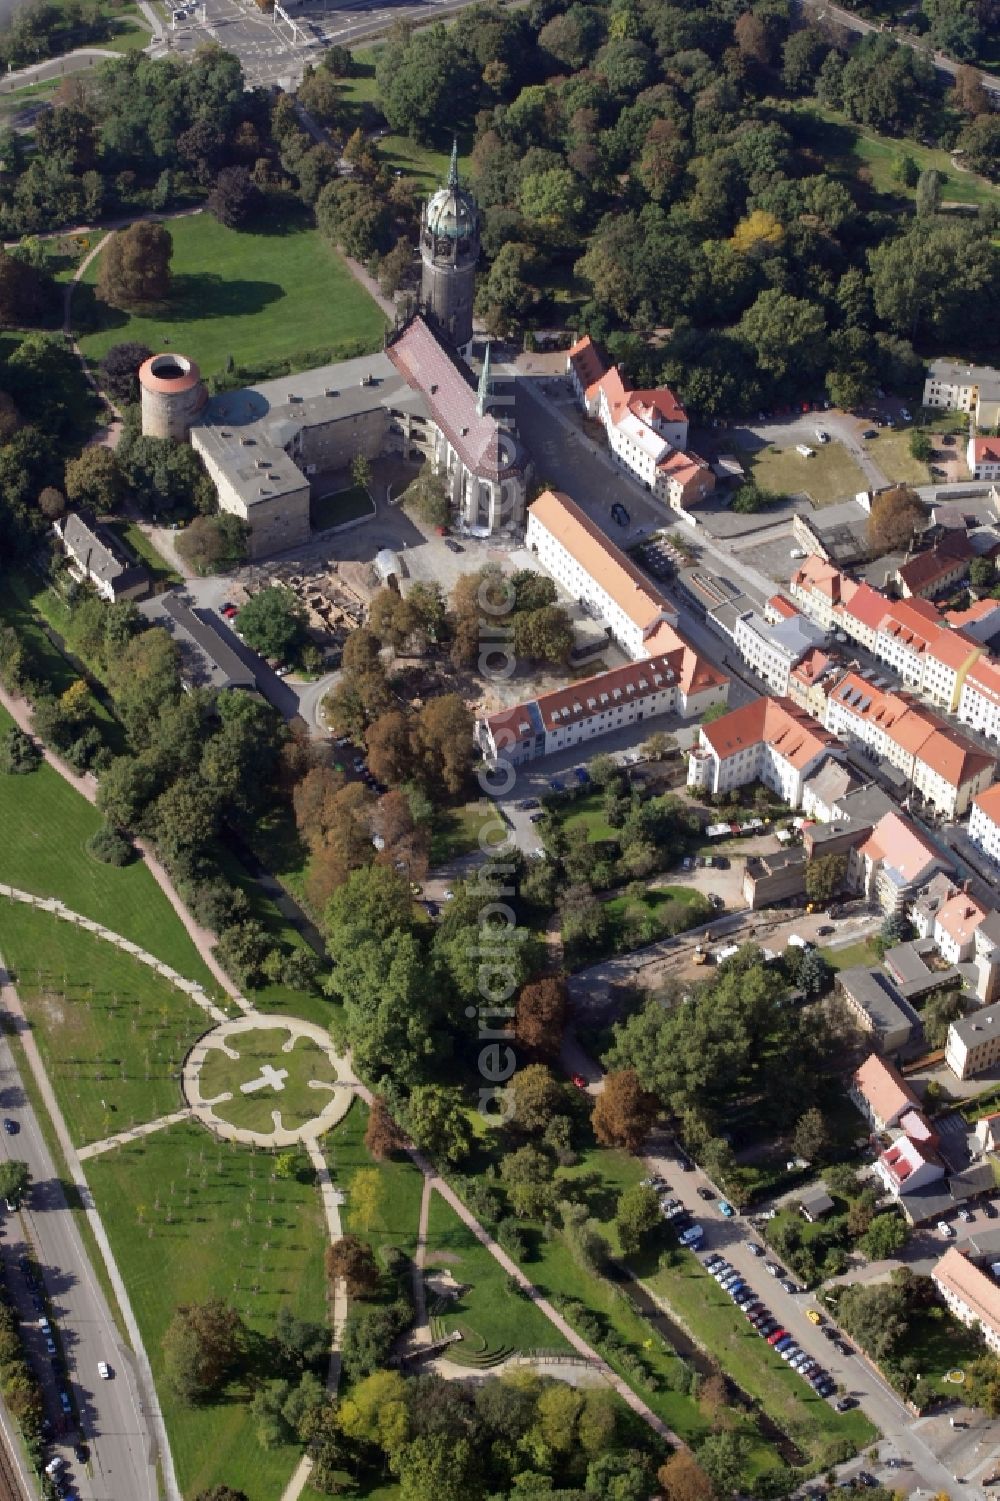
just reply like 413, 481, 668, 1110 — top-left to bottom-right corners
325, 1234, 380, 1297
162, 1300, 245, 1404
0, 728, 40, 775
867, 486, 926, 556
512, 604, 574, 664
365, 1095, 405, 1160
407, 1086, 473, 1165
658, 1450, 715, 1501
697, 1431, 749, 1496
316, 178, 390, 259
970, 557, 996, 590
922, 988, 966, 1048
351, 451, 372, 491
97, 341, 153, 403
915, 168, 942, 218
0, 1161, 30, 1202
335, 1368, 409, 1456
176, 514, 247, 573
376, 23, 476, 143
860, 1212, 909, 1261
397, 1433, 478, 1501
791, 1109, 829, 1163
509, 1064, 564, 1134
97, 221, 173, 308
909, 429, 933, 463
514, 975, 567, 1059
235, 587, 307, 662
207, 166, 261, 228
805, 853, 846, 908
0, 247, 46, 327
592, 1070, 657, 1153
194, 1489, 251, 1501
64, 446, 125, 513
350, 1168, 383, 1233
737, 290, 828, 382
615, 1183, 660, 1254
412, 694, 473, 799
797, 948, 833, 998
475, 241, 538, 336
368, 590, 417, 654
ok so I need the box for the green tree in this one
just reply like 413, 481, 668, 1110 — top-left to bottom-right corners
971, 557, 996, 590
376, 23, 476, 144
860, 1212, 909, 1261
509, 1063, 565, 1134
737, 290, 828, 382
791, 1109, 829, 1163
475, 241, 538, 337
615, 1182, 661, 1254
511, 603, 574, 664
97, 221, 172, 308
0, 727, 40, 775
397, 1433, 479, 1501
407, 1085, 473, 1165
697, 1431, 750, 1496
235, 587, 307, 662
922, 988, 966, 1048
63, 446, 125, 513
0, 1161, 30, 1202
910, 429, 933, 462
797, 948, 833, 998
805, 852, 846, 907
162, 1300, 245, 1404
915, 168, 942, 218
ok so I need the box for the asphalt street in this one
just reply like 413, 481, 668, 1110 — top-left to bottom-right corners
0, 1001, 156, 1501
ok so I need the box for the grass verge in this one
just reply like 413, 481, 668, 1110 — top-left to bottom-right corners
747, 439, 870, 507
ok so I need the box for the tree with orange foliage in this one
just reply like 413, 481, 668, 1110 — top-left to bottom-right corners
364, 1096, 405, 1161
591, 1069, 658, 1153
514, 975, 567, 1059
658, 1450, 714, 1501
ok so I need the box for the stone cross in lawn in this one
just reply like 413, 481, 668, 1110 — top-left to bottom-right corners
240, 1062, 289, 1096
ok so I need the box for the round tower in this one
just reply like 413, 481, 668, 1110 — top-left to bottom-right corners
138, 353, 207, 441
420, 141, 480, 353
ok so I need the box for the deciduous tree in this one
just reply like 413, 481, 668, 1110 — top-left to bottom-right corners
97, 221, 172, 308
162, 1300, 245, 1404
364, 1096, 405, 1160
867, 485, 926, 556
64, 446, 125, 513
235, 587, 307, 661
591, 1069, 657, 1153
325, 1234, 380, 1297
514, 975, 567, 1059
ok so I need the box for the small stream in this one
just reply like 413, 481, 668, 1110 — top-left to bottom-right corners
609, 1263, 810, 1470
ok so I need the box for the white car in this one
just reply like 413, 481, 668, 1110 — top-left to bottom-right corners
789, 548, 806, 559
937, 1221, 955, 1238
815, 430, 829, 444
98, 1361, 112, 1379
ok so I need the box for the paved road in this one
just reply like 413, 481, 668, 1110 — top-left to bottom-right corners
0, 989, 157, 1501
800, 0, 1000, 97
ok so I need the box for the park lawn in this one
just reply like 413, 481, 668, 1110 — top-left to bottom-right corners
748, 439, 870, 508
863, 428, 931, 487
429, 800, 491, 865
325, 1098, 424, 1259
0, 76, 61, 128
85, 1120, 328, 1501
647, 1253, 875, 1465
342, 49, 472, 192
782, 100, 1000, 211
199, 1028, 339, 1135
75, 206, 387, 383
556, 1140, 646, 1258
102, 520, 181, 588
559, 790, 621, 844
0, 704, 218, 987
0, 901, 212, 1148
310, 484, 375, 532
425, 1191, 570, 1362
102, 2, 152, 51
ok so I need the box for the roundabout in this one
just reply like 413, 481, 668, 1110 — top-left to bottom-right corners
182, 1014, 354, 1147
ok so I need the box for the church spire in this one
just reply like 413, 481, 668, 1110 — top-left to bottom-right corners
447, 137, 459, 189
476, 341, 493, 417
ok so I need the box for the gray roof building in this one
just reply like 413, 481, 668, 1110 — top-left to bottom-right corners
837, 966, 921, 1052
142, 594, 257, 692
54, 513, 149, 602
883, 938, 962, 1001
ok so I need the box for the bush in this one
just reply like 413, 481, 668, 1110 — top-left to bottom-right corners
0, 727, 41, 775
86, 823, 135, 866
496, 1218, 527, 1259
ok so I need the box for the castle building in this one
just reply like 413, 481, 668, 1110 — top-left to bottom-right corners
420, 142, 479, 354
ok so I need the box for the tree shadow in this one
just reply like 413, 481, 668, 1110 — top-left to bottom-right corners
149, 273, 286, 325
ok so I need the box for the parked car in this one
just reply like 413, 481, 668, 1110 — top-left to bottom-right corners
765, 1261, 784, 1277
984, 1201, 998, 1219
3, 1118, 18, 1135
862, 428, 878, 439
938, 1220, 955, 1238
610, 502, 630, 527
529, 812, 545, 824
97, 1361, 111, 1380
747, 1241, 765, 1257
718, 1200, 736, 1219
766, 1329, 788, 1346
781, 1279, 799, 1295
571, 1074, 588, 1090
835, 1396, 857, 1412
958, 1207, 974, 1223
697, 1187, 715, 1201
515, 798, 539, 811
806, 1309, 823, 1325
444, 538, 464, 553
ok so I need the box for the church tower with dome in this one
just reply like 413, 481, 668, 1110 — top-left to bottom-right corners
419, 140, 480, 353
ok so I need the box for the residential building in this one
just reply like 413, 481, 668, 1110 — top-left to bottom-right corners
970, 437, 1000, 483
855, 811, 952, 913
934, 889, 989, 963
910, 871, 962, 939
789, 555, 856, 629
742, 848, 807, 909
923, 359, 1000, 428
53, 513, 149, 603
686, 697, 838, 810
850, 1053, 921, 1133
788, 647, 842, 722
764, 594, 800, 625
800, 756, 861, 822
834, 582, 888, 651
922, 628, 984, 714
875, 1134, 945, 1198
895, 533, 974, 600
959, 656, 1000, 744
933, 1246, 1000, 1354
974, 1112, 1000, 1153
732, 609, 826, 695
969, 783, 1000, 867
566, 336, 715, 510
836, 966, 919, 1055
525, 489, 678, 659
825, 671, 995, 818
947, 598, 1000, 649
946, 1001, 1000, 1080
883, 938, 960, 1002
976, 910, 1000, 1006
478, 648, 727, 767
874, 598, 944, 689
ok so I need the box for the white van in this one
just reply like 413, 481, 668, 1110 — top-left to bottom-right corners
796, 444, 815, 458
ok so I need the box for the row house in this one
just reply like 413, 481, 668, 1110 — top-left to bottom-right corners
933, 1248, 1000, 1356
855, 811, 951, 913
731, 610, 826, 695
968, 437, 1000, 483
787, 647, 842, 722
789, 555, 856, 629
479, 647, 728, 767
921, 628, 984, 714
959, 657, 1000, 744
946, 1000, 1000, 1080
834, 582, 888, 652
525, 489, 678, 660
687, 696, 838, 810
874, 598, 944, 689
969, 781, 1000, 867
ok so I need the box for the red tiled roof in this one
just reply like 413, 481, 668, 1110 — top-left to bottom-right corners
386, 317, 520, 480
934, 1248, 1000, 1339
792, 555, 846, 601
917, 726, 995, 787
853, 1052, 920, 1124
567, 335, 607, 394
878, 598, 944, 650
768, 594, 800, 620
860, 812, 941, 883
973, 782, 1000, 824
897, 536, 973, 594
947, 599, 1000, 627
966, 656, 1000, 706
935, 891, 988, 947
972, 437, 1000, 462
839, 583, 888, 633
700, 696, 836, 771
928, 628, 982, 672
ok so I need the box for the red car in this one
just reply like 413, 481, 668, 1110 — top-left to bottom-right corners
766, 1328, 787, 1346
221, 604, 238, 618
572, 1074, 588, 1090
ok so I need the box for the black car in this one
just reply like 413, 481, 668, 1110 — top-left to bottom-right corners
983, 1201, 998, 1219
444, 538, 464, 553
857, 1473, 877, 1488
697, 1187, 715, 1201
835, 1396, 857, 1412
862, 428, 878, 439
74, 1443, 89, 1465
610, 502, 630, 527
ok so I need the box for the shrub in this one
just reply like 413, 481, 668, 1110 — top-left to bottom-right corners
86, 822, 135, 866
0, 727, 41, 775
496, 1218, 527, 1259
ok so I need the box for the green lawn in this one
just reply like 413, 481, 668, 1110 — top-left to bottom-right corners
425, 1191, 571, 1363
648, 1253, 876, 1466
825, 938, 882, 971
310, 484, 375, 532
429, 801, 493, 865
102, 1, 152, 52
74, 206, 387, 383
746, 439, 870, 508
0, 704, 217, 986
559, 790, 621, 844
325, 1098, 424, 1259
102, 520, 181, 588
340, 50, 472, 192
199, 1027, 339, 1135
0, 901, 212, 1148
862, 428, 931, 487
85, 1120, 328, 1501
0, 76, 61, 128
783, 100, 1000, 211
899, 1306, 988, 1398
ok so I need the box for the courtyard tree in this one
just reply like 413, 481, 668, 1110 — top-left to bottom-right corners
64, 446, 125, 513
867, 485, 926, 556
512, 603, 574, 664
592, 1069, 658, 1153
367, 590, 417, 655
235, 587, 307, 662
325, 1234, 380, 1297
97, 221, 173, 308
350, 451, 372, 491
804, 852, 846, 908
162, 1299, 246, 1404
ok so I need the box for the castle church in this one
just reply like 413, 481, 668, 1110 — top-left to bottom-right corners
141, 148, 531, 558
